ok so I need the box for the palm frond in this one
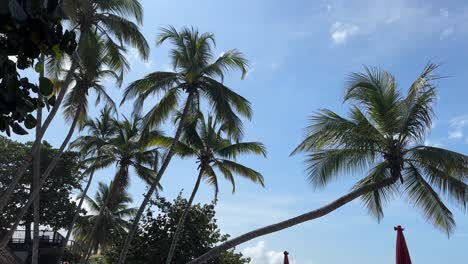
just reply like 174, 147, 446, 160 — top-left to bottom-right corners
405, 164, 455, 235
399, 64, 439, 141
353, 162, 397, 221
292, 109, 382, 154
304, 148, 376, 189
202, 49, 249, 81
98, 13, 149, 60
216, 142, 266, 159
218, 159, 264, 187
344, 66, 402, 135
97, 0, 144, 25
141, 88, 181, 130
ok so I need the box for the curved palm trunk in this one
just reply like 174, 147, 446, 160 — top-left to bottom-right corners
56, 169, 96, 264
0, 104, 82, 249
187, 174, 400, 264
117, 92, 195, 264
0, 57, 78, 214
32, 55, 44, 264
166, 167, 205, 264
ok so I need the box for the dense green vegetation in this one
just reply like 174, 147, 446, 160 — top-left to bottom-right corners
103, 196, 250, 264
1, 1, 468, 264
0, 136, 82, 232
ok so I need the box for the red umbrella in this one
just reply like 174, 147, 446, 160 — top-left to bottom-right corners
394, 225, 412, 264
283, 251, 289, 264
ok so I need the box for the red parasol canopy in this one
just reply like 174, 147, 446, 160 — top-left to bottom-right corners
394, 225, 412, 264
283, 251, 289, 264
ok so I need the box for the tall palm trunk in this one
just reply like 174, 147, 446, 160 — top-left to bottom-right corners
0, 104, 83, 248
31, 54, 45, 264
166, 166, 205, 264
56, 169, 96, 264
117, 92, 195, 264
80, 166, 129, 264
0, 57, 78, 214
187, 174, 401, 264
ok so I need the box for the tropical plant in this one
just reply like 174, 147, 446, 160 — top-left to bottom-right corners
79, 115, 163, 262
158, 113, 265, 264
188, 64, 468, 263
0, 0, 148, 234
0, 0, 76, 136
74, 181, 137, 256
57, 106, 117, 263
103, 195, 251, 264
0, 41, 123, 248
0, 137, 82, 232
117, 26, 250, 264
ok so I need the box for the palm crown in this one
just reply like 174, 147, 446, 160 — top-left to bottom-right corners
61, 40, 122, 128
70, 106, 117, 157
292, 63, 468, 234
157, 113, 266, 197
85, 116, 162, 203
122, 26, 251, 139
74, 181, 137, 252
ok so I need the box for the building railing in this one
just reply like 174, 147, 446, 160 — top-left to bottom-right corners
10, 229, 66, 245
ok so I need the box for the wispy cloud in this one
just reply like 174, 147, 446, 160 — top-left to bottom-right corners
330, 22, 359, 44
449, 115, 468, 140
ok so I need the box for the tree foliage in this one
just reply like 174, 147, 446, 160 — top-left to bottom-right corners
0, 136, 82, 231
73, 181, 137, 254
103, 195, 250, 264
0, 0, 77, 136
292, 63, 468, 235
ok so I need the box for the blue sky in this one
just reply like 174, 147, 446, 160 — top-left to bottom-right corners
11, 0, 468, 263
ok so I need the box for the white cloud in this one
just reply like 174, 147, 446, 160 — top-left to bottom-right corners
242, 241, 296, 264
330, 22, 359, 44
440, 27, 454, 39
448, 130, 463, 140
449, 115, 468, 140
440, 8, 450, 19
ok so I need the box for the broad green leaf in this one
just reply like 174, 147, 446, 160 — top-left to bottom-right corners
35, 61, 44, 73
39, 76, 54, 96
24, 114, 37, 129
12, 123, 28, 135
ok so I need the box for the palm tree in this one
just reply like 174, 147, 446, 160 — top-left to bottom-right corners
57, 106, 117, 263
0, 42, 123, 248
158, 113, 265, 264
74, 181, 136, 257
117, 26, 250, 264
0, 0, 149, 239
80, 115, 163, 262
0, 0, 147, 213
188, 64, 468, 264
31, 54, 45, 264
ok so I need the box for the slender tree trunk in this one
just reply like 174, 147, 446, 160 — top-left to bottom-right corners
24, 220, 32, 242
83, 240, 97, 264
166, 167, 205, 264
117, 92, 195, 264
56, 169, 96, 264
32, 54, 44, 264
187, 175, 400, 264
0, 104, 82, 249
0, 54, 79, 214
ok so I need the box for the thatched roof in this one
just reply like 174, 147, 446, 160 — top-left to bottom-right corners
0, 248, 21, 264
